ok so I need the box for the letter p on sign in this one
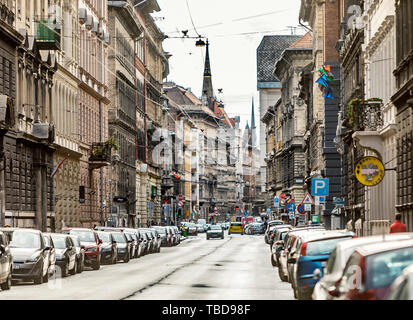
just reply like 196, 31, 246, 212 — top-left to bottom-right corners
312, 178, 329, 197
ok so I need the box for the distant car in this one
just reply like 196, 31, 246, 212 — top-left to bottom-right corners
121, 229, 142, 258
386, 264, 413, 300
268, 224, 292, 246
153, 226, 168, 247
68, 235, 85, 274
144, 228, 161, 252
287, 230, 355, 300
313, 233, 413, 300
137, 229, 149, 255
206, 225, 224, 240
196, 224, 205, 233
164, 227, 174, 246
6, 228, 50, 284
330, 239, 413, 300
0, 231, 12, 290
111, 232, 131, 263
97, 231, 117, 264
245, 222, 264, 235
187, 223, 198, 236
228, 222, 243, 235
270, 227, 292, 267
62, 228, 102, 270
49, 233, 77, 277
172, 226, 181, 244
42, 233, 56, 278
123, 232, 136, 258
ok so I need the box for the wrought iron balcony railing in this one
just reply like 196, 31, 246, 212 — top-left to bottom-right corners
345, 98, 384, 131
89, 143, 111, 168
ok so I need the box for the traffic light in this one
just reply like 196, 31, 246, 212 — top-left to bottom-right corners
177, 209, 182, 218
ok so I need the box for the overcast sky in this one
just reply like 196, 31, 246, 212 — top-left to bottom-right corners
152, 0, 304, 132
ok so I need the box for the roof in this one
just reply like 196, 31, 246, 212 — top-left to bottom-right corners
356, 238, 413, 256
299, 230, 354, 243
257, 35, 301, 83
336, 233, 413, 252
288, 31, 313, 49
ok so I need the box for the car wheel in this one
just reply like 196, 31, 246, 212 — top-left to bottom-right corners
43, 270, 49, 283
278, 267, 287, 282
124, 253, 130, 263
0, 274, 12, 290
61, 263, 68, 278
92, 260, 101, 270
34, 272, 44, 285
297, 289, 311, 300
69, 261, 77, 275
271, 255, 277, 267
77, 259, 83, 273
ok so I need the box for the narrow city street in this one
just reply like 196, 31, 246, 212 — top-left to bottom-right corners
0, 233, 293, 300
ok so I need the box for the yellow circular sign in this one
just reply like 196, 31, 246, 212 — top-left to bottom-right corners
355, 156, 385, 186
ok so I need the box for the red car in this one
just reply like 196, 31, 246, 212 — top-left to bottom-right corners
330, 239, 413, 300
62, 228, 102, 270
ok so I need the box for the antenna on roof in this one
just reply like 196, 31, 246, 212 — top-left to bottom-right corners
287, 26, 297, 35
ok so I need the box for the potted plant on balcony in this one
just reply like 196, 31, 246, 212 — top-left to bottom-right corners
345, 98, 364, 130
104, 137, 118, 151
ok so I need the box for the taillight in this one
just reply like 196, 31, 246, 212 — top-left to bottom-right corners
300, 242, 307, 256
352, 235, 358, 238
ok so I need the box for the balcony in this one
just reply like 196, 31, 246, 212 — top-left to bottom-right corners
35, 17, 61, 50
89, 143, 111, 169
345, 98, 383, 131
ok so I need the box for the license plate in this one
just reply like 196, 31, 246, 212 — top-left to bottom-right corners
14, 264, 20, 269
321, 261, 327, 267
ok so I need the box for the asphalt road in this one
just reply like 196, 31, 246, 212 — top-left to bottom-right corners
0, 232, 294, 300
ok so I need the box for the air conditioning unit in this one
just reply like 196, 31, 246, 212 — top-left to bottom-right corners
79, 8, 87, 24
85, 14, 93, 30
91, 19, 99, 34
33, 122, 51, 140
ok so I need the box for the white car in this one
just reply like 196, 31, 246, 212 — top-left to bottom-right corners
386, 263, 413, 300
312, 233, 413, 300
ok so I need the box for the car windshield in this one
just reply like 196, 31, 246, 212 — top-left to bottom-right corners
98, 232, 111, 243
210, 225, 222, 230
306, 236, 353, 256
124, 233, 132, 241
112, 233, 126, 243
10, 231, 41, 249
70, 237, 81, 247
231, 223, 242, 227
155, 227, 166, 234
366, 246, 413, 290
128, 233, 138, 241
51, 235, 67, 249
69, 230, 95, 242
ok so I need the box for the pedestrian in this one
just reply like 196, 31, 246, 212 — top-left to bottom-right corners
390, 213, 407, 233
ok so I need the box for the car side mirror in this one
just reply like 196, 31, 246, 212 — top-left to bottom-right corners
313, 268, 322, 279
287, 258, 296, 264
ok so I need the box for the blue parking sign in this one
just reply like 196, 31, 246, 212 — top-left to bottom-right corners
312, 178, 329, 197
274, 197, 280, 208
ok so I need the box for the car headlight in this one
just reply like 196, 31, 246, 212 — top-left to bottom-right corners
26, 252, 41, 263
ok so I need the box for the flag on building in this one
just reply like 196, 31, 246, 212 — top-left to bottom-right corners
51, 157, 68, 178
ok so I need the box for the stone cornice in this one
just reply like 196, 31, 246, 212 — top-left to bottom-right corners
365, 15, 394, 56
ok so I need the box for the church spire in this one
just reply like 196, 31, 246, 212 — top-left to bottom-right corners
202, 40, 214, 105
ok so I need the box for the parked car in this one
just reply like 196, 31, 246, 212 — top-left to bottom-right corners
164, 227, 174, 246
265, 222, 289, 244
137, 228, 150, 254
62, 228, 102, 270
269, 224, 293, 246
120, 228, 142, 258
153, 226, 168, 247
49, 233, 77, 277
245, 222, 265, 235
206, 225, 224, 240
42, 233, 56, 278
270, 227, 292, 267
386, 263, 413, 300
68, 235, 85, 274
172, 226, 181, 245
144, 228, 161, 252
111, 232, 132, 263
143, 230, 156, 253
278, 226, 326, 283
187, 223, 198, 236
330, 239, 413, 300
5, 228, 50, 284
97, 231, 117, 264
313, 233, 413, 300
0, 231, 13, 290
287, 230, 355, 300
196, 224, 205, 233
228, 222, 243, 235
123, 232, 136, 258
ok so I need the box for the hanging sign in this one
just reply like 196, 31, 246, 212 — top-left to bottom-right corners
355, 156, 385, 186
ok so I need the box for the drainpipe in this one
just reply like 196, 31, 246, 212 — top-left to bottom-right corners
99, 100, 104, 226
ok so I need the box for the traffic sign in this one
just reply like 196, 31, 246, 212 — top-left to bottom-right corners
315, 196, 320, 206
304, 204, 312, 211
286, 202, 296, 213
289, 214, 295, 220
274, 197, 280, 208
302, 192, 314, 205
266, 208, 271, 215
297, 204, 305, 215
178, 201, 183, 208
311, 215, 320, 224
312, 178, 329, 197
280, 193, 286, 199
319, 196, 326, 203
280, 198, 286, 206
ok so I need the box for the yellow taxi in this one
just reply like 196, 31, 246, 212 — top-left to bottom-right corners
228, 222, 243, 235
